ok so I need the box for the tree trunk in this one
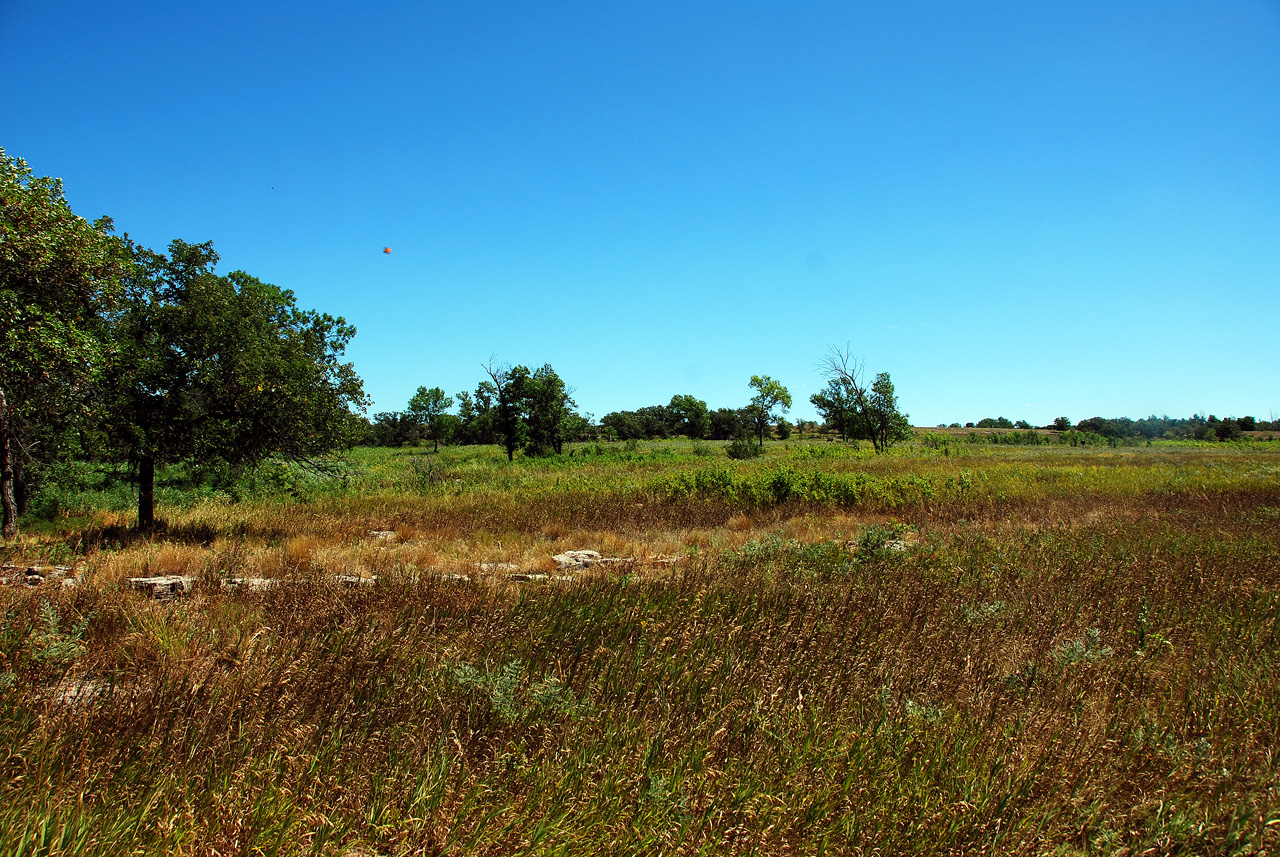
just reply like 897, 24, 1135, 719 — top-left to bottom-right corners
0, 387, 16, 538
14, 455, 26, 516
138, 454, 156, 530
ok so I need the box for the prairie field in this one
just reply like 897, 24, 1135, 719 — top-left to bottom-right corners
1, 438, 1278, 856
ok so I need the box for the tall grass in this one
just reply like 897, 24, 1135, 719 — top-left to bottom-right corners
1, 440, 1277, 854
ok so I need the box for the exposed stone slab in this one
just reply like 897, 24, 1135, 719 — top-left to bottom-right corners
221, 577, 279, 591
128, 575, 197, 598
552, 550, 632, 570
369, 530, 398, 542
2, 565, 77, 587
478, 562, 520, 573
335, 574, 378, 586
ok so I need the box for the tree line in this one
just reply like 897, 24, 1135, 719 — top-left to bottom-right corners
941, 414, 1276, 441
364, 356, 913, 461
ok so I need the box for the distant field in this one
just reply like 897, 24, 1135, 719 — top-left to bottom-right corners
2, 438, 1278, 855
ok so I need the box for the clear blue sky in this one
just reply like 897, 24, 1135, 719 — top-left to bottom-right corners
4, 1, 1278, 426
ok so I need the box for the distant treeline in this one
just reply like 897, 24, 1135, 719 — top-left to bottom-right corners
940, 415, 1276, 442
360, 370, 1274, 451
358, 391, 813, 448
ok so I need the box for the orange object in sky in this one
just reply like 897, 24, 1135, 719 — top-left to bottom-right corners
383, 247, 392, 254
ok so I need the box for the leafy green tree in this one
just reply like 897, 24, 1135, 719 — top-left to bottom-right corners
483, 362, 528, 461
810, 378, 859, 441
745, 375, 791, 446
667, 394, 711, 439
0, 150, 129, 536
864, 372, 912, 452
1051, 417, 1072, 431
370, 412, 420, 447
103, 239, 367, 528
457, 382, 498, 445
601, 411, 645, 441
1214, 418, 1243, 442
523, 364, 576, 455
406, 386, 454, 451
813, 346, 910, 453
708, 408, 743, 441
481, 361, 577, 457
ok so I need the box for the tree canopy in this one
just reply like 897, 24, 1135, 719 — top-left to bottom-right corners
102, 238, 368, 527
0, 150, 129, 535
406, 386, 453, 451
745, 375, 792, 446
811, 346, 910, 453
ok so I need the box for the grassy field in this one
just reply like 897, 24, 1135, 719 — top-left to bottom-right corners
2, 438, 1278, 855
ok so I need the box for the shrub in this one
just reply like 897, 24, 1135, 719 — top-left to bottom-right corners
725, 435, 764, 460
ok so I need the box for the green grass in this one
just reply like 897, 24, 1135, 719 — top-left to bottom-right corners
1, 438, 1278, 854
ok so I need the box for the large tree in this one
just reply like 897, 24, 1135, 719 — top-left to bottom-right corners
103, 239, 367, 527
405, 386, 453, 451
745, 375, 792, 446
0, 150, 128, 536
481, 360, 578, 458
667, 394, 711, 439
483, 362, 528, 462
523, 365, 575, 455
811, 345, 911, 453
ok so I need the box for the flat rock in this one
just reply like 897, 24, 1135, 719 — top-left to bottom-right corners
335, 574, 378, 586
441, 573, 473, 584
553, 550, 609, 569
478, 562, 520, 573
369, 530, 398, 542
222, 577, 279, 591
128, 575, 197, 598
2, 565, 77, 587
509, 573, 549, 582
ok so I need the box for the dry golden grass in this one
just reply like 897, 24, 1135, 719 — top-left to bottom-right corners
0, 440, 1277, 855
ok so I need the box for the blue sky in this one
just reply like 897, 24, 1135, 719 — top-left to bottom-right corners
4, 1, 1277, 426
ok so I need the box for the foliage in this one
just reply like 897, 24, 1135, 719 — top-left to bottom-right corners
366, 411, 421, 447
0, 149, 129, 535
745, 375, 792, 446
28, 600, 90, 666
811, 346, 911, 453
405, 386, 453, 451
482, 361, 579, 458
101, 239, 368, 526
724, 434, 764, 460
667, 394, 711, 439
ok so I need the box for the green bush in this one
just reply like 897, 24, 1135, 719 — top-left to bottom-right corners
725, 435, 763, 460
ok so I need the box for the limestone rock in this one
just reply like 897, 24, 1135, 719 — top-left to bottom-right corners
336, 574, 378, 586
221, 577, 279, 591
553, 550, 603, 569
478, 562, 520, 573
128, 575, 197, 598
